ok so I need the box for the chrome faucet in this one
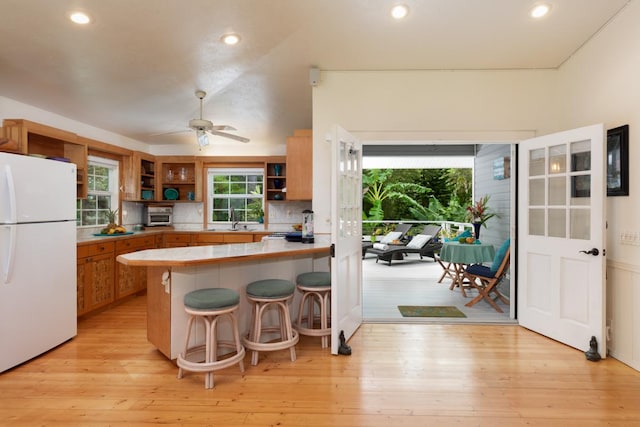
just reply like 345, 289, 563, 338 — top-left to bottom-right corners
230, 208, 239, 230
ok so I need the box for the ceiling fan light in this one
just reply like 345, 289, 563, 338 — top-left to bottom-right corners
196, 130, 209, 147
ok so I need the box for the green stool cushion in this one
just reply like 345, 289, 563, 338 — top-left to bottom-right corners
184, 288, 240, 310
247, 279, 295, 298
297, 272, 331, 287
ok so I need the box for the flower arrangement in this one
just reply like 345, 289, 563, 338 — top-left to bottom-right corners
466, 195, 496, 228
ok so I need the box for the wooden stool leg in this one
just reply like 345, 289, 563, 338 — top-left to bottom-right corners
230, 311, 245, 373
177, 315, 195, 379
204, 316, 213, 389
321, 292, 330, 348
280, 300, 296, 362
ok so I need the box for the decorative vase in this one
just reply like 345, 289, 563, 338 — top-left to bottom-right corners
274, 164, 282, 176
473, 222, 482, 240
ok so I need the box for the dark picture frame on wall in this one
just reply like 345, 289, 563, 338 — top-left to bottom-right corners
607, 124, 629, 197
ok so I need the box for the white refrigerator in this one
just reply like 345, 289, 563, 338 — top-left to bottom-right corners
0, 152, 77, 373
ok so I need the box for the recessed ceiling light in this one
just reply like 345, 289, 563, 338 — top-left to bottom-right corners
530, 4, 551, 19
69, 11, 91, 25
221, 33, 240, 45
391, 4, 409, 20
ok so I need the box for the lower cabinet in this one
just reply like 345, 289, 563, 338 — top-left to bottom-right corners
77, 231, 270, 316
115, 235, 156, 299
163, 233, 193, 247
76, 242, 115, 316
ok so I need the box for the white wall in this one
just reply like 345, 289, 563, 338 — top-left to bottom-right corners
312, 2, 640, 369
313, 69, 557, 234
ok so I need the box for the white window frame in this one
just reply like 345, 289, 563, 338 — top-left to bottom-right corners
207, 167, 264, 228
77, 156, 120, 227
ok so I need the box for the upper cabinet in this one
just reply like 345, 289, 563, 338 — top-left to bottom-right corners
266, 159, 287, 201
123, 151, 157, 201
158, 157, 202, 202
286, 129, 312, 200
1, 119, 88, 198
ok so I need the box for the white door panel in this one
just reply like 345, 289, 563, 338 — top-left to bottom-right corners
330, 125, 363, 355
518, 124, 606, 356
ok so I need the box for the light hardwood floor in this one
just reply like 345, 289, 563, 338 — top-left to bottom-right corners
1, 295, 640, 426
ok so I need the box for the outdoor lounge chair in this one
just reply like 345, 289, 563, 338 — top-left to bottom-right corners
362, 223, 412, 258
462, 239, 510, 312
368, 224, 442, 265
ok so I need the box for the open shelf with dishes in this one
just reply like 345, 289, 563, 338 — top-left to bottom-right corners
139, 157, 156, 201
266, 162, 286, 201
160, 161, 198, 201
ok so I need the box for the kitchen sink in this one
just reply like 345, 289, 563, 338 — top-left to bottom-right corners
207, 227, 255, 232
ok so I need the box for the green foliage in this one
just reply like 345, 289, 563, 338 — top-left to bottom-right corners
362, 168, 472, 223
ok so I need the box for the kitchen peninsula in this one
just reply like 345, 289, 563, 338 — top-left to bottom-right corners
117, 237, 331, 359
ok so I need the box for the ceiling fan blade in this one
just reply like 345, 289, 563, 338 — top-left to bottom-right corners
149, 128, 191, 137
211, 125, 237, 131
207, 130, 250, 143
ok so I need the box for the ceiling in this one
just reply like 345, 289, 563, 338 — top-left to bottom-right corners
0, 0, 631, 151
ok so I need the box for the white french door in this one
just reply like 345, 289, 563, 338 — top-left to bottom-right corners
517, 124, 606, 357
329, 125, 363, 355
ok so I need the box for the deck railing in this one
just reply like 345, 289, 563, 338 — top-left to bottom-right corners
362, 220, 472, 241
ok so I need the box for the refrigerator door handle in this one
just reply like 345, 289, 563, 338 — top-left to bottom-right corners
3, 164, 17, 223
1, 225, 16, 284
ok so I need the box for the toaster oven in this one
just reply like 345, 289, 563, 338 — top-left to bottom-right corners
144, 206, 173, 226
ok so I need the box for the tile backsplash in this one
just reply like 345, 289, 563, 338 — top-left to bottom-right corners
120, 200, 312, 232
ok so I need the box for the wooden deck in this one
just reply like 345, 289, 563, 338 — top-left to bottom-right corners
363, 252, 513, 323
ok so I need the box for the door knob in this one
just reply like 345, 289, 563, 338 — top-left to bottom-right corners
579, 248, 599, 256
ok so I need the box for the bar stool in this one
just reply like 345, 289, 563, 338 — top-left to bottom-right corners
243, 279, 299, 365
177, 288, 245, 389
295, 272, 331, 348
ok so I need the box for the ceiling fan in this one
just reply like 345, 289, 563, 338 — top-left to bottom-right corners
162, 90, 249, 147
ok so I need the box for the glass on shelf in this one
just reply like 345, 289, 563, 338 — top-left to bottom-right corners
167, 169, 174, 182
179, 167, 188, 182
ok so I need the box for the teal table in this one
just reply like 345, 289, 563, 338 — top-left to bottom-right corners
439, 241, 495, 297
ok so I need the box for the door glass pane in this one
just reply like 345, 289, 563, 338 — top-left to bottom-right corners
529, 208, 545, 236
571, 175, 590, 205
571, 140, 591, 172
548, 177, 566, 205
529, 148, 545, 176
548, 208, 566, 238
570, 208, 590, 240
549, 144, 566, 174
529, 178, 545, 205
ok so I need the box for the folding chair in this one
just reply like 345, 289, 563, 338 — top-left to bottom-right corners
462, 243, 510, 313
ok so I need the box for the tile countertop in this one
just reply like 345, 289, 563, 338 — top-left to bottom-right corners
76, 227, 275, 244
116, 235, 331, 268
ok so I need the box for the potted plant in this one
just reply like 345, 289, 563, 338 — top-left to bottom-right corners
249, 204, 264, 224
466, 195, 497, 239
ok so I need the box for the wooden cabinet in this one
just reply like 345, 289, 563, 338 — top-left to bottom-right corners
158, 157, 202, 202
163, 233, 193, 247
1, 119, 88, 198
124, 151, 157, 201
191, 232, 255, 246
191, 233, 224, 246
76, 242, 115, 316
115, 235, 156, 299
286, 129, 312, 200
266, 157, 287, 201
